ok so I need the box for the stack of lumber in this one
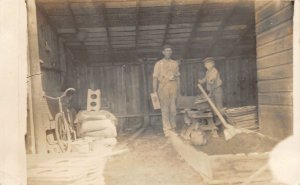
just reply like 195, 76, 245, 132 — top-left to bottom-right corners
224, 106, 259, 131
27, 153, 108, 185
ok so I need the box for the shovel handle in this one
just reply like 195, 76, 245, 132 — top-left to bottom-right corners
197, 84, 233, 129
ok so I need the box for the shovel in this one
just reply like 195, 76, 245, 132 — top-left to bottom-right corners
197, 84, 245, 140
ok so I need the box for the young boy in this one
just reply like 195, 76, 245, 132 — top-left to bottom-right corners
198, 57, 223, 111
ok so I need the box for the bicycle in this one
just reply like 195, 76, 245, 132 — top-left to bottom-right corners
43, 88, 76, 152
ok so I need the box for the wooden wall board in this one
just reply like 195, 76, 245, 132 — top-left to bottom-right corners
258, 105, 293, 140
258, 92, 293, 106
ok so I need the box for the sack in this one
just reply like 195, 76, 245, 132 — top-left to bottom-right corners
190, 129, 207, 146
75, 111, 107, 123
83, 129, 117, 138
81, 119, 116, 135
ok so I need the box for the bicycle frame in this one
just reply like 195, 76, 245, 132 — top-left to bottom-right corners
43, 88, 76, 152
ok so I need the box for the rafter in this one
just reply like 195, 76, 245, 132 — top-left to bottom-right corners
36, 3, 58, 34
224, 21, 255, 60
181, 0, 208, 59
135, 0, 141, 50
66, 0, 89, 61
66, 0, 79, 33
202, 1, 241, 58
101, 2, 115, 63
162, 0, 175, 46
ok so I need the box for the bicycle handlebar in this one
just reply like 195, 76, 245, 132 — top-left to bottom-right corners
43, 88, 76, 100
62, 88, 76, 97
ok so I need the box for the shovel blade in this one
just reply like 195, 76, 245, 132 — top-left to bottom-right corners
224, 128, 242, 141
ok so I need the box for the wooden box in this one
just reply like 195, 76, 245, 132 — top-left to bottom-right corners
169, 132, 279, 185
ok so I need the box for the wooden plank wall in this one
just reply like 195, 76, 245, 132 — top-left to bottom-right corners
255, 1, 293, 139
37, 9, 64, 116
74, 55, 257, 130
37, 9, 62, 94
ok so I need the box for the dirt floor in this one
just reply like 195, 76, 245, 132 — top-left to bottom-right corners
194, 132, 277, 155
104, 127, 205, 185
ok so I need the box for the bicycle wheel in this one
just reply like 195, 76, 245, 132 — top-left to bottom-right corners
66, 108, 77, 140
54, 113, 72, 152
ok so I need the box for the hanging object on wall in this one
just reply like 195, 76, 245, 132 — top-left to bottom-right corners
45, 41, 51, 53
87, 89, 101, 111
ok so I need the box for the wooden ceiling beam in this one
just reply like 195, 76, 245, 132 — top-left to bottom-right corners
66, 0, 79, 33
135, 0, 141, 49
224, 21, 255, 60
66, 0, 90, 62
100, 2, 115, 63
36, 3, 58, 34
202, 1, 241, 58
162, 0, 175, 46
181, 0, 207, 59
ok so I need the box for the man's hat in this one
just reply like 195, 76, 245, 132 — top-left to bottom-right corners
162, 44, 172, 50
203, 57, 215, 64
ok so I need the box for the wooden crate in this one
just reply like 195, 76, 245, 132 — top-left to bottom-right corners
169, 132, 276, 185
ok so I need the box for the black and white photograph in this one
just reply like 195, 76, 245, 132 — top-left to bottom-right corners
0, 0, 299, 185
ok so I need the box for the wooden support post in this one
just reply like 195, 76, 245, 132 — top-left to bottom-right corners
27, 48, 36, 154
27, 0, 48, 153
141, 62, 150, 127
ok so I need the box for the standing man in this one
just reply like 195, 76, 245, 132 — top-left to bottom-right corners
153, 45, 180, 136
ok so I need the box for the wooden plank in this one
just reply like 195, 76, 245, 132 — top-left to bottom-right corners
169, 132, 212, 179
139, 24, 166, 30
101, 3, 114, 63
197, 26, 219, 32
162, 0, 175, 46
259, 105, 293, 139
27, 0, 48, 153
258, 78, 292, 93
110, 31, 136, 37
139, 34, 164, 39
141, 63, 150, 127
85, 37, 107, 42
258, 92, 293, 106
135, 0, 141, 49
256, 1, 291, 23
255, 1, 272, 11
110, 26, 136, 32
203, 1, 244, 58
256, 4, 293, 34
257, 35, 292, 58
224, 24, 247, 31
257, 20, 292, 47
139, 30, 165, 35
182, 0, 207, 58
105, 1, 137, 8
257, 63, 293, 81
140, 0, 171, 7
174, 0, 205, 5
169, 23, 193, 29
167, 28, 192, 34
84, 41, 107, 46
257, 49, 292, 69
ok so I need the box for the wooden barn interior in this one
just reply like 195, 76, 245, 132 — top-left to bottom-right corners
24, 0, 294, 184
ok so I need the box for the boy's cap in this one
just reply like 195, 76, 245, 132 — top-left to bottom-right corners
203, 57, 215, 64
162, 44, 172, 50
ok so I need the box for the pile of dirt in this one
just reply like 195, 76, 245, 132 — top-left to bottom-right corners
194, 133, 277, 155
